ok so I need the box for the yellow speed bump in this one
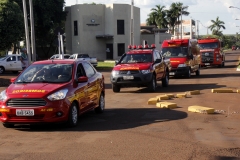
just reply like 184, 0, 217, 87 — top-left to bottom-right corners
147, 98, 159, 105
165, 94, 175, 99
156, 102, 177, 109
176, 93, 187, 98
156, 95, 169, 101
188, 90, 200, 95
211, 88, 234, 93
188, 105, 215, 114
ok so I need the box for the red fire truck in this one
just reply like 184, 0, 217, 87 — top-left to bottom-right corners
161, 39, 200, 78
197, 38, 225, 67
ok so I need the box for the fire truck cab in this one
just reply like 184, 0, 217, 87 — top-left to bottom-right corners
197, 38, 225, 68
161, 39, 200, 78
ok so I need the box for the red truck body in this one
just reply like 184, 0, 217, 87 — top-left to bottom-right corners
197, 38, 225, 67
161, 39, 200, 78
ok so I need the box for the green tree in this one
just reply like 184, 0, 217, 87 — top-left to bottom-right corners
0, 0, 24, 51
209, 16, 225, 36
146, 5, 168, 29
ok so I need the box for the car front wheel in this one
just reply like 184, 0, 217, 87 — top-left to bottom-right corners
148, 74, 157, 92
67, 102, 78, 127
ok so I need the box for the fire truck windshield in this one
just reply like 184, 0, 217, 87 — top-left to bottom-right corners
198, 42, 218, 49
161, 47, 188, 57
120, 53, 152, 63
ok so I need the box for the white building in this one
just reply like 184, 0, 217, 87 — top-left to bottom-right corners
65, 4, 140, 60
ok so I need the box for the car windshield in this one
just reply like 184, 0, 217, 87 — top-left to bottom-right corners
119, 53, 152, 64
0, 56, 7, 61
198, 42, 218, 49
15, 63, 73, 83
161, 47, 188, 57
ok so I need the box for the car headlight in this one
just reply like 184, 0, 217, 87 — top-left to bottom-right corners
111, 70, 119, 76
0, 90, 7, 101
178, 64, 187, 67
141, 70, 151, 74
47, 89, 68, 101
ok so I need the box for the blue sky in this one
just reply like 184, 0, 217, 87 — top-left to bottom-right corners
65, 0, 240, 35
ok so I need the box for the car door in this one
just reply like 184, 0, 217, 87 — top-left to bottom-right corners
5, 56, 16, 70
82, 62, 98, 109
156, 50, 165, 79
74, 63, 88, 112
16, 56, 23, 70
153, 51, 162, 80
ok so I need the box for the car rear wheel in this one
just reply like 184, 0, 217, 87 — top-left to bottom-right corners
95, 93, 105, 113
186, 68, 191, 78
148, 74, 156, 92
112, 84, 120, 93
67, 102, 78, 127
0, 66, 5, 74
3, 123, 14, 128
162, 72, 169, 87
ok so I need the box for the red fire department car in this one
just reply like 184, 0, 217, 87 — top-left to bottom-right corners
110, 44, 171, 92
0, 59, 105, 128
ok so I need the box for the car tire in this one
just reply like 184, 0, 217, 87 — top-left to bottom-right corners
3, 123, 14, 128
0, 66, 5, 74
95, 93, 105, 113
148, 74, 156, 92
67, 102, 78, 127
162, 72, 169, 87
112, 84, 120, 93
195, 67, 200, 76
186, 68, 191, 78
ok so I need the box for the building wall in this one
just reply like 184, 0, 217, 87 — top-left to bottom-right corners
65, 4, 140, 61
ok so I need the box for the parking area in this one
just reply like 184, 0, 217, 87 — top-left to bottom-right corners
0, 51, 240, 159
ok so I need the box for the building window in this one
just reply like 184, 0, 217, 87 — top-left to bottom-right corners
118, 43, 125, 56
117, 20, 124, 35
74, 21, 78, 36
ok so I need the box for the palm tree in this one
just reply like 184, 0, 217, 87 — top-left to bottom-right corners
146, 5, 168, 29
209, 16, 226, 35
168, 2, 189, 36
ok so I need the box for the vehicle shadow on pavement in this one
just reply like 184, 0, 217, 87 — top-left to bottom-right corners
105, 83, 225, 93
13, 108, 188, 132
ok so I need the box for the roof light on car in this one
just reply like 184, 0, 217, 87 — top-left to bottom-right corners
132, 45, 137, 49
144, 44, 149, 48
151, 44, 156, 48
138, 45, 143, 49
128, 45, 132, 49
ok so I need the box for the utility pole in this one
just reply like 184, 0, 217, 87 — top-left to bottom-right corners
22, 0, 31, 64
180, 7, 182, 39
130, 0, 134, 45
29, 0, 36, 61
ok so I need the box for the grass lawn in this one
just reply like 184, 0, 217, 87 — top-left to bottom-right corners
96, 61, 115, 71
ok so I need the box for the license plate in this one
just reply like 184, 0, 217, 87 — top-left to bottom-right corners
16, 109, 34, 116
123, 76, 134, 80
169, 72, 175, 75
205, 63, 210, 65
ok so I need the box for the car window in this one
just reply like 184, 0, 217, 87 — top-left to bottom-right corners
76, 63, 86, 78
64, 55, 70, 59
7, 56, 16, 62
82, 62, 95, 78
17, 56, 21, 61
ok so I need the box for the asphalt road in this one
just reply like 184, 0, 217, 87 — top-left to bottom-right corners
0, 51, 240, 160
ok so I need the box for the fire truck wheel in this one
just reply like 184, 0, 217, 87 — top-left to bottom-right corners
195, 68, 200, 76
221, 61, 225, 67
148, 74, 156, 92
186, 68, 191, 78
162, 72, 169, 87
112, 84, 120, 93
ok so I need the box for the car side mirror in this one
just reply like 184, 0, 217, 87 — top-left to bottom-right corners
115, 60, 119, 65
155, 59, 162, 63
77, 76, 88, 83
10, 77, 16, 83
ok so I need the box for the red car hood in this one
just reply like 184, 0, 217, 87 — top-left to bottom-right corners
169, 57, 187, 68
113, 63, 151, 71
6, 83, 67, 98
